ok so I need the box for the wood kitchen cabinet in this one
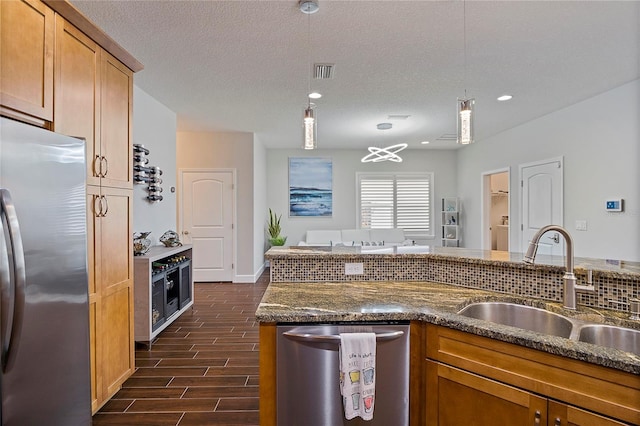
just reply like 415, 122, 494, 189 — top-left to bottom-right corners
425, 324, 639, 426
98, 51, 133, 189
53, 16, 133, 189
426, 360, 547, 425
53, 15, 100, 183
0, 0, 54, 124
88, 186, 134, 411
48, 5, 137, 413
548, 401, 629, 426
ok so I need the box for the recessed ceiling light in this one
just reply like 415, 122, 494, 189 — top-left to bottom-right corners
421, 141, 430, 144
308, 92, 322, 99
497, 95, 513, 102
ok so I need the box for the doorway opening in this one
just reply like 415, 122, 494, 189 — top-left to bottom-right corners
482, 169, 510, 251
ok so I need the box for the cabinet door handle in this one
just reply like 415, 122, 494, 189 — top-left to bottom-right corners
101, 156, 108, 177
93, 195, 102, 217
554, 418, 561, 426
534, 410, 541, 425
101, 196, 109, 217
93, 155, 101, 178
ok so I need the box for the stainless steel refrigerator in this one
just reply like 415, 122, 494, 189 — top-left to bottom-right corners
0, 117, 91, 425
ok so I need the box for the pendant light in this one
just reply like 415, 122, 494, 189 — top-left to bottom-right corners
361, 123, 408, 163
301, 0, 318, 150
457, 0, 475, 145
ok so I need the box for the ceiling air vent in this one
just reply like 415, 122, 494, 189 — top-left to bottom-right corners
388, 115, 411, 121
314, 63, 335, 79
436, 134, 458, 141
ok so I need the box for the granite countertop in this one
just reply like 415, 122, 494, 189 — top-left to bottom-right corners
255, 280, 640, 374
265, 246, 640, 277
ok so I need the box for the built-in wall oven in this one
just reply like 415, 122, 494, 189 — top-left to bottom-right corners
276, 322, 410, 426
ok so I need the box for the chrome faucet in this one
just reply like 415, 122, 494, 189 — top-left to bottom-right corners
522, 225, 594, 310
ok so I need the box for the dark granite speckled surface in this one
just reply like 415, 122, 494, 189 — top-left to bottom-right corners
255, 280, 640, 374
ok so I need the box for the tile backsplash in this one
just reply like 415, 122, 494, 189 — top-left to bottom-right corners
269, 255, 639, 314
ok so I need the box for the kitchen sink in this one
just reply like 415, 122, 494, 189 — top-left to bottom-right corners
577, 324, 640, 355
457, 302, 574, 338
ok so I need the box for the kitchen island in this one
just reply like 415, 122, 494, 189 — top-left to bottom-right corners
257, 247, 640, 425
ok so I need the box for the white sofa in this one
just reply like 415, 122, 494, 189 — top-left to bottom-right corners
299, 228, 413, 246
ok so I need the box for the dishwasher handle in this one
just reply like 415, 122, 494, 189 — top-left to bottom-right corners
283, 330, 404, 344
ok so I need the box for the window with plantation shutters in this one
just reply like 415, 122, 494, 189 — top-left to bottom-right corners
357, 173, 433, 238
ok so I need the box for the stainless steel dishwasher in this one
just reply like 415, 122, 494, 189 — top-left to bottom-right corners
276, 322, 410, 426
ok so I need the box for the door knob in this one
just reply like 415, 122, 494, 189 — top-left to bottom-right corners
183, 230, 190, 235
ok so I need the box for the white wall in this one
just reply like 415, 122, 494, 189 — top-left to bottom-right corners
132, 85, 177, 245
176, 131, 257, 281
457, 79, 640, 261
266, 149, 458, 246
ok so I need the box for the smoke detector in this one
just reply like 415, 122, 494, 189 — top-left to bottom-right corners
299, 0, 319, 14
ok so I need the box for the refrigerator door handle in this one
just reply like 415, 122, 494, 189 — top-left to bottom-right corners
0, 189, 26, 373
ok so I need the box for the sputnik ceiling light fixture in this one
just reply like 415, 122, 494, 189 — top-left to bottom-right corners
300, 0, 318, 150
457, 0, 475, 145
361, 123, 408, 163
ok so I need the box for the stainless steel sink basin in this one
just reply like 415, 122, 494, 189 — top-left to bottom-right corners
457, 302, 574, 338
578, 324, 640, 355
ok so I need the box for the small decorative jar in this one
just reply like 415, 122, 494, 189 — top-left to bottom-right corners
133, 231, 152, 255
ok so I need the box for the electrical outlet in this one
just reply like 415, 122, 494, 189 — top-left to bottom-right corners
345, 263, 364, 275
575, 220, 587, 231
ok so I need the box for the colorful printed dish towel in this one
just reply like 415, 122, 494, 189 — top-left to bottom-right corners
339, 332, 376, 421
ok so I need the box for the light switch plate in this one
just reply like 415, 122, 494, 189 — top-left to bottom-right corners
575, 220, 587, 231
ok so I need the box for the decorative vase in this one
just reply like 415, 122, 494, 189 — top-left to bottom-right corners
160, 230, 182, 247
133, 231, 152, 255
269, 236, 287, 246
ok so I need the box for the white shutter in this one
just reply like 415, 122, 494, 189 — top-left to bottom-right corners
358, 173, 433, 237
396, 177, 431, 235
360, 177, 394, 228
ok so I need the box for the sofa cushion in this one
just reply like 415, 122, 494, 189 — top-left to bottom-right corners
341, 229, 371, 245
305, 230, 342, 245
370, 228, 406, 244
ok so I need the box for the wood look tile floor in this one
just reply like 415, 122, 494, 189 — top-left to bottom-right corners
93, 272, 269, 426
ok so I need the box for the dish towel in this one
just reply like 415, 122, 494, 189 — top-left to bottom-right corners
339, 332, 376, 421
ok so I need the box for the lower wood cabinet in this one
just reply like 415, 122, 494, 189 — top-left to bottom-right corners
425, 324, 639, 426
426, 360, 547, 425
426, 361, 629, 426
88, 185, 134, 412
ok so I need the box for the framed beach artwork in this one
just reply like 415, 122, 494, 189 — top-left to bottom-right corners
289, 157, 332, 217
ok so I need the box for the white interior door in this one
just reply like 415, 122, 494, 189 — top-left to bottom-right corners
520, 158, 563, 256
180, 170, 234, 282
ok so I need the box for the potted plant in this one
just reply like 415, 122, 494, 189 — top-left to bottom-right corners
268, 208, 287, 246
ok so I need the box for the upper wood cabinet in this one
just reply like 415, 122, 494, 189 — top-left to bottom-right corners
53, 15, 101, 183
0, 0, 54, 123
99, 52, 133, 189
53, 17, 133, 189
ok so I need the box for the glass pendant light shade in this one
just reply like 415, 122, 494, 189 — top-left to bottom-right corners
303, 105, 316, 150
457, 98, 474, 145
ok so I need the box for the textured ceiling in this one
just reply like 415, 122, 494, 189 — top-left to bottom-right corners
71, 0, 640, 150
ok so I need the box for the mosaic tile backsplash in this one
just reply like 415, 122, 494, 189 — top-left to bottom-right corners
269, 255, 639, 314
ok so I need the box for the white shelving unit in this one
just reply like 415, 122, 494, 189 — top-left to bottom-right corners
134, 245, 193, 347
442, 197, 460, 247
